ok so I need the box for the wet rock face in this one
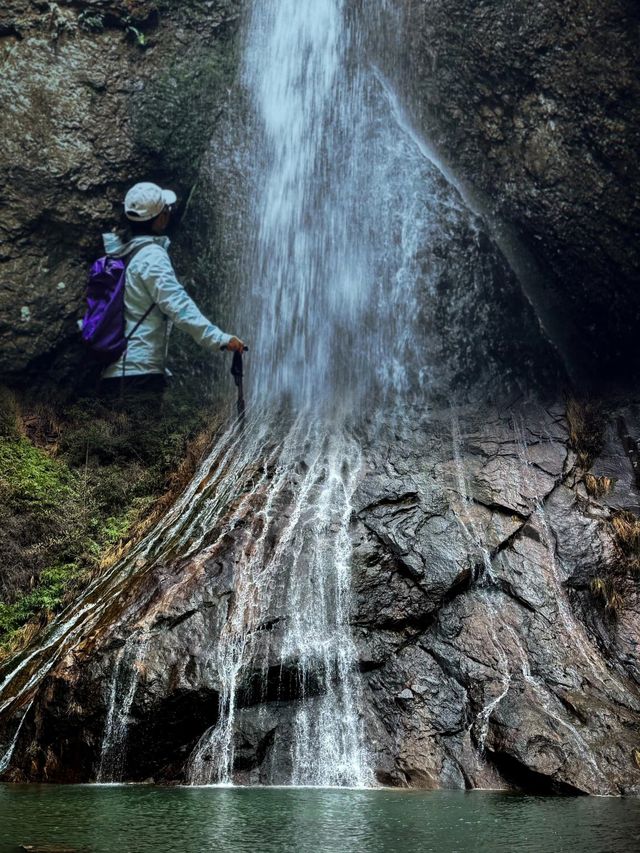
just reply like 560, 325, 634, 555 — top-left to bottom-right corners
0, 0, 240, 385
402, 0, 640, 386
1, 400, 640, 794
353, 404, 640, 794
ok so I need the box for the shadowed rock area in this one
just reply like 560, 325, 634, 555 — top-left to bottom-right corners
402, 0, 640, 388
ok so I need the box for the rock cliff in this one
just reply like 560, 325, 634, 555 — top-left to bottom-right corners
0, 0, 240, 386
1, 401, 639, 794
1, 0, 639, 796
403, 0, 640, 388
3, 1, 638, 393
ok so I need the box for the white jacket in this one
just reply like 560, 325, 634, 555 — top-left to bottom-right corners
101, 233, 232, 378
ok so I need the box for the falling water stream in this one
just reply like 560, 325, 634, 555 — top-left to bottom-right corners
183, 0, 439, 785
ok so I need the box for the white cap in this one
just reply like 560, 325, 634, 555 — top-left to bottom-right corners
124, 182, 177, 221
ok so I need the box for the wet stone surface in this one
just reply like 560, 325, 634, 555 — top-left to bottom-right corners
1, 401, 640, 794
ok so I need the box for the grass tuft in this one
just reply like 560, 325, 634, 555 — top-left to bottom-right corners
611, 510, 640, 572
590, 577, 623, 612
584, 473, 615, 499
566, 399, 605, 470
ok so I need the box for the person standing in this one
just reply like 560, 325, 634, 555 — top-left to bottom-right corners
100, 182, 244, 399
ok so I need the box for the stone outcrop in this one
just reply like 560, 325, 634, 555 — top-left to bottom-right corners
0, 0, 240, 385
402, 0, 640, 387
352, 402, 640, 793
1, 401, 639, 794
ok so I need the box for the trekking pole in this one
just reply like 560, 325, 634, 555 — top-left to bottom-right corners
221, 345, 248, 420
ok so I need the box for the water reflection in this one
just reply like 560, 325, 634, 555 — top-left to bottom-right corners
1, 786, 639, 853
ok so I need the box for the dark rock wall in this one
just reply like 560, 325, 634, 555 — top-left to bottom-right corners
352, 403, 640, 794
0, 0, 241, 387
3, 1, 638, 391
403, 0, 640, 387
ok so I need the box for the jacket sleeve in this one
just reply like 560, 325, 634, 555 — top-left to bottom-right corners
140, 245, 233, 351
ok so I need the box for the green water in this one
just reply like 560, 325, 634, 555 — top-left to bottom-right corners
1, 785, 639, 853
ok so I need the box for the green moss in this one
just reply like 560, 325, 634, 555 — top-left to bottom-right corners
0, 438, 72, 511
132, 37, 239, 184
0, 387, 217, 651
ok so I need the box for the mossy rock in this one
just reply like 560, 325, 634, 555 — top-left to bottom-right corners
132, 37, 239, 185
0, 386, 220, 651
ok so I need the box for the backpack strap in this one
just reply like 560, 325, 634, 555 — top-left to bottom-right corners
122, 240, 159, 341
125, 301, 156, 342
120, 241, 159, 389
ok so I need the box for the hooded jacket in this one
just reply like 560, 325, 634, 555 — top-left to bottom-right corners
101, 233, 232, 379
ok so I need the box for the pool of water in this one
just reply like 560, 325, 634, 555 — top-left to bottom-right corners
1, 785, 639, 853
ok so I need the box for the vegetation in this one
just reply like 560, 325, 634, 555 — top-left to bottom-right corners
610, 510, 640, 573
0, 387, 223, 658
583, 473, 614, 499
590, 509, 640, 614
564, 398, 640, 616
123, 17, 148, 49
589, 576, 623, 613
566, 398, 605, 470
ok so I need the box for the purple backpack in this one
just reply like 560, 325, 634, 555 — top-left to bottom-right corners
81, 246, 153, 365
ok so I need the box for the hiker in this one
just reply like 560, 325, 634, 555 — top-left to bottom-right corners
97, 181, 244, 399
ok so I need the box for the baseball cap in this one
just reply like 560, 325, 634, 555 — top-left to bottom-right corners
124, 182, 177, 221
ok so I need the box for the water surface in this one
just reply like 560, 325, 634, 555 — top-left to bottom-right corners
1, 786, 639, 853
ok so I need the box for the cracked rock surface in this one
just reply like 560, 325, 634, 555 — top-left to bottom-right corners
354, 403, 640, 794
1, 400, 639, 794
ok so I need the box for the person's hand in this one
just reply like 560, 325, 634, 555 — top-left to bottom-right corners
226, 336, 245, 352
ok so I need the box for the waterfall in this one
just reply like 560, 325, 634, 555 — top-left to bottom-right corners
0, 700, 33, 774
187, 0, 434, 785
239, 0, 442, 408
449, 412, 512, 753
186, 417, 372, 786
97, 635, 148, 783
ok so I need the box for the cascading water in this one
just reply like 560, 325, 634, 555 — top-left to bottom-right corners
449, 413, 512, 753
238, 0, 454, 408
97, 634, 149, 783
0, 0, 489, 788
185, 0, 438, 785
186, 419, 370, 786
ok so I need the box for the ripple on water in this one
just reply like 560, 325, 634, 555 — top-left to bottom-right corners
1, 786, 639, 853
